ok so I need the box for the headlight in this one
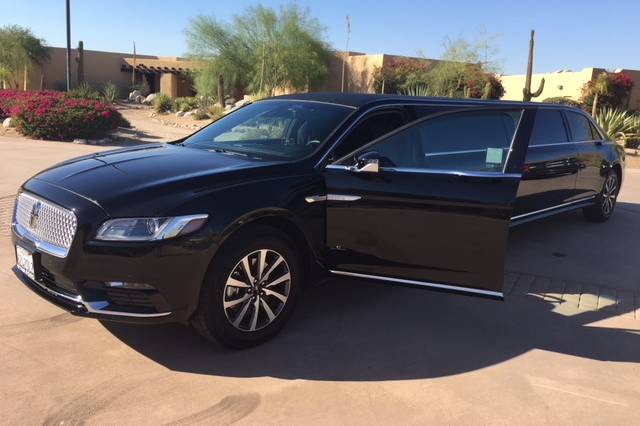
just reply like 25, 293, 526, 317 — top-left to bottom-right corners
95, 214, 208, 241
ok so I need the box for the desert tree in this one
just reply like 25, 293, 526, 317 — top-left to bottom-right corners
185, 4, 330, 98
0, 25, 49, 90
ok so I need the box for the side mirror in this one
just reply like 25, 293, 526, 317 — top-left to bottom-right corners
351, 151, 380, 173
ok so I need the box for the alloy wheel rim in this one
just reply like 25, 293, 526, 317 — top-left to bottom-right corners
602, 175, 617, 216
223, 249, 291, 332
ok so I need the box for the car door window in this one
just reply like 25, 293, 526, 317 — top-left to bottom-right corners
340, 109, 522, 172
530, 109, 568, 145
566, 111, 593, 141
331, 110, 406, 160
589, 121, 604, 140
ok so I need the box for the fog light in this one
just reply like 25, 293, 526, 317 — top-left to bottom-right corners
105, 281, 155, 290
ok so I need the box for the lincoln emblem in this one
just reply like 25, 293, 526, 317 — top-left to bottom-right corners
29, 201, 42, 229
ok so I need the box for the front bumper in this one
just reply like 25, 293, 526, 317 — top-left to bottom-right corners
11, 180, 215, 324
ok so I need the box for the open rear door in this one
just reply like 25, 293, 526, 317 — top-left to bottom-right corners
323, 108, 533, 298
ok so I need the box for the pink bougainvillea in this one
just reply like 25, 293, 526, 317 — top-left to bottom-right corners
0, 90, 128, 141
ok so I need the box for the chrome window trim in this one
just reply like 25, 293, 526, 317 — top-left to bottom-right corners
424, 147, 509, 157
260, 98, 358, 110
510, 196, 596, 221
18, 272, 172, 318
330, 270, 503, 298
528, 140, 603, 148
326, 164, 521, 179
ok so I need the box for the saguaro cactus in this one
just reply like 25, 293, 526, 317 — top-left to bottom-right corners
522, 30, 544, 101
75, 41, 84, 85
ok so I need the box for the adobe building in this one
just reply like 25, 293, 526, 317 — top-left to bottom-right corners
19, 46, 198, 98
501, 67, 640, 110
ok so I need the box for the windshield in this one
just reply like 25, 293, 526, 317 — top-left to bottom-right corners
182, 100, 353, 160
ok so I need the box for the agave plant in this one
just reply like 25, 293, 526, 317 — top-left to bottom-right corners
595, 107, 640, 140
400, 85, 434, 97
102, 82, 120, 104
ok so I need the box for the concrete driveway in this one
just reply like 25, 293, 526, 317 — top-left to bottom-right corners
1, 136, 639, 425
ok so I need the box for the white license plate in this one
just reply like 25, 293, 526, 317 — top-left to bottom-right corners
16, 245, 35, 281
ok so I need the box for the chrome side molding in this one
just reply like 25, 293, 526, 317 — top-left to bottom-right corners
330, 270, 503, 298
510, 196, 596, 221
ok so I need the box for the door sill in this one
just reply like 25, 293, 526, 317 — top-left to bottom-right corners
329, 270, 503, 299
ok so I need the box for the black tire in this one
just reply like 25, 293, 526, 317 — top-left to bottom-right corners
192, 226, 301, 348
583, 172, 619, 222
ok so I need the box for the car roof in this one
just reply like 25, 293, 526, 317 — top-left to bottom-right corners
267, 92, 584, 112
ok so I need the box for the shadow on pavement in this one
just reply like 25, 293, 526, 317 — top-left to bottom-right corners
104, 204, 640, 381
104, 276, 639, 381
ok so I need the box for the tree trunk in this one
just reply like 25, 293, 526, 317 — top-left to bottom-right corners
592, 93, 599, 118
217, 74, 225, 108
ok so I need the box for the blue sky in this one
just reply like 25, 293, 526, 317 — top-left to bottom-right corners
2, 0, 639, 75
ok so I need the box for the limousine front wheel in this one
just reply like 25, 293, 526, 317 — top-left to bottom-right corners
584, 173, 618, 222
192, 227, 300, 348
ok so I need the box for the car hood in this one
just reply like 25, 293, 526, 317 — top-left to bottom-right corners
31, 143, 282, 216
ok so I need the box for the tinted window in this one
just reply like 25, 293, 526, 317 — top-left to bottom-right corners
341, 110, 522, 172
566, 111, 593, 141
183, 100, 352, 160
331, 110, 406, 159
589, 121, 603, 140
411, 106, 450, 119
530, 109, 568, 145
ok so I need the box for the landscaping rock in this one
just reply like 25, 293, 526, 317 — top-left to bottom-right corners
234, 99, 250, 108
134, 95, 145, 104
2, 117, 12, 128
72, 138, 88, 144
184, 110, 195, 117
143, 93, 157, 105
175, 111, 185, 117
225, 98, 236, 106
128, 90, 142, 101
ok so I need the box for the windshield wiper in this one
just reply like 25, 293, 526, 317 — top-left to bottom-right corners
208, 147, 249, 157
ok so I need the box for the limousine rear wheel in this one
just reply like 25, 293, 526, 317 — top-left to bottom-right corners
584, 173, 618, 222
192, 226, 300, 348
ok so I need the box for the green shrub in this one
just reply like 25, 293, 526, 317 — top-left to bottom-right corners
68, 81, 101, 100
207, 104, 225, 120
542, 97, 582, 107
193, 110, 210, 120
102, 82, 119, 103
173, 96, 199, 112
153, 93, 173, 113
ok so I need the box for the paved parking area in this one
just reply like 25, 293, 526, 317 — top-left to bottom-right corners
1, 136, 639, 425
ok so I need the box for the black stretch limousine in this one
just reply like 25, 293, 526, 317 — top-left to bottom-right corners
12, 93, 624, 347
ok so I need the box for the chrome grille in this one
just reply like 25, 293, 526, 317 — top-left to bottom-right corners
14, 192, 77, 257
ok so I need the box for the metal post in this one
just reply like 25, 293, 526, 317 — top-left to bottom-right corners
340, 16, 351, 93
65, 0, 71, 91
218, 74, 225, 108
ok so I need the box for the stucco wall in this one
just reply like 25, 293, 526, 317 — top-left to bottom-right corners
501, 67, 640, 110
26, 47, 157, 94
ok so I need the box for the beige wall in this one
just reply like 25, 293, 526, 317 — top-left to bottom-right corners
501, 67, 640, 110
22, 47, 194, 98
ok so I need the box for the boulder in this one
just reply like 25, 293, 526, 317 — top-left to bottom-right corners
72, 138, 88, 144
134, 95, 144, 104
2, 117, 12, 128
175, 111, 185, 117
184, 110, 195, 117
224, 98, 236, 106
143, 93, 157, 105
234, 99, 250, 108
128, 90, 142, 101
